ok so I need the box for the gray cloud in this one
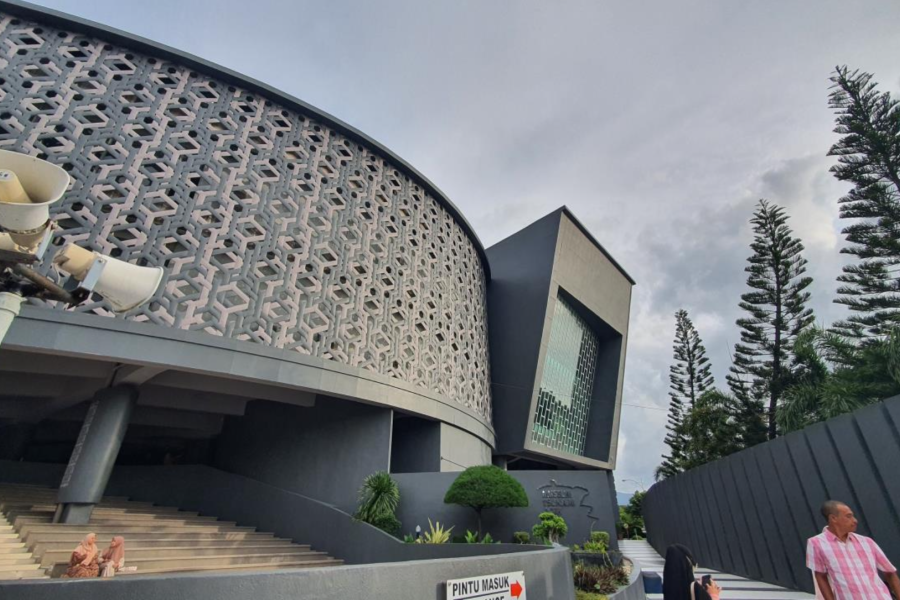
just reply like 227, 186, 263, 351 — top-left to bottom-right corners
31, 0, 900, 493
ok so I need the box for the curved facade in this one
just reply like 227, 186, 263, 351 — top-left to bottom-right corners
0, 8, 490, 418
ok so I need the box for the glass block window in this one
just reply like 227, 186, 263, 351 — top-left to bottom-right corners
531, 296, 599, 456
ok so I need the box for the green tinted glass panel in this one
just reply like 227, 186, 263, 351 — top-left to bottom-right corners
531, 296, 598, 456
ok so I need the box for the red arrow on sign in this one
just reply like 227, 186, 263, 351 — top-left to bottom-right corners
510, 581, 523, 598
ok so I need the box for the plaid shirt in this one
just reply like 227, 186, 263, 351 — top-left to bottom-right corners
807, 527, 896, 600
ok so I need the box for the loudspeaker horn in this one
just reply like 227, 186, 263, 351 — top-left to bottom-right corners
54, 244, 164, 312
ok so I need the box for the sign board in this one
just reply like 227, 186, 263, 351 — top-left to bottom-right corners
447, 571, 526, 600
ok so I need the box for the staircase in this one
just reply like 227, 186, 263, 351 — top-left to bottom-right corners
0, 505, 46, 581
0, 483, 342, 579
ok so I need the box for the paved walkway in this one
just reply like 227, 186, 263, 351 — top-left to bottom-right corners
619, 540, 815, 600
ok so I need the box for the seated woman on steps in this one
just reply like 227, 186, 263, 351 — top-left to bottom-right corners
64, 533, 99, 578
99, 536, 126, 578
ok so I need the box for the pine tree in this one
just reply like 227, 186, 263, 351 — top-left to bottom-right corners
679, 389, 743, 470
731, 200, 815, 440
828, 66, 900, 339
725, 371, 768, 448
656, 310, 714, 480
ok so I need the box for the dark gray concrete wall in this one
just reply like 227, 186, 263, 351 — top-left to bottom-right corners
0, 546, 574, 600
584, 334, 623, 464
0, 459, 65, 486
486, 211, 561, 456
644, 395, 900, 594
214, 397, 392, 512
394, 469, 619, 550
390, 415, 441, 473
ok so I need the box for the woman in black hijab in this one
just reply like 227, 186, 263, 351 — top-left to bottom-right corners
662, 544, 718, 600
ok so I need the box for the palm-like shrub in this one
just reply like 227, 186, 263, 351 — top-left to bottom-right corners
444, 466, 528, 535
416, 518, 452, 544
778, 327, 900, 432
354, 471, 401, 535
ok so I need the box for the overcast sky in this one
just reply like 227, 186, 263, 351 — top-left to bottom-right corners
32, 0, 900, 493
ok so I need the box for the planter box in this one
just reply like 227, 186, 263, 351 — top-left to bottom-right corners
571, 550, 623, 567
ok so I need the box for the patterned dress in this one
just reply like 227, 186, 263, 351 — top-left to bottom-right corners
65, 550, 99, 578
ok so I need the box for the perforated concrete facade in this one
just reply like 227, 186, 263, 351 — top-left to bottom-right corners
0, 9, 491, 419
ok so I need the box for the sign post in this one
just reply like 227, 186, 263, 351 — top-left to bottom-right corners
447, 571, 526, 600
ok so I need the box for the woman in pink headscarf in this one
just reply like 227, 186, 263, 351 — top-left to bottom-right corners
65, 533, 99, 578
99, 536, 126, 578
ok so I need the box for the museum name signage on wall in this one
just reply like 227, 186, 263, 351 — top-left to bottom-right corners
541, 488, 575, 511
539, 479, 597, 520
447, 571, 526, 600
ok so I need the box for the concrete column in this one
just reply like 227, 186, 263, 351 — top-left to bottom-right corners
55, 385, 137, 524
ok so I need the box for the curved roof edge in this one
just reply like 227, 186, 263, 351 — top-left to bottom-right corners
0, 0, 491, 278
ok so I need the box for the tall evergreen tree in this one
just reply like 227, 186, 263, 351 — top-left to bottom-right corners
828, 66, 900, 339
725, 370, 768, 449
657, 310, 714, 480
678, 389, 743, 471
731, 200, 815, 440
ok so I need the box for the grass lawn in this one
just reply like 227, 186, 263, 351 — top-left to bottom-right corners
575, 591, 608, 600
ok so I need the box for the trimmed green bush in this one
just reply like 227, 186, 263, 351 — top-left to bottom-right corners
513, 531, 531, 545
368, 513, 401, 536
574, 530, 610, 554
444, 466, 528, 534
532, 511, 568, 544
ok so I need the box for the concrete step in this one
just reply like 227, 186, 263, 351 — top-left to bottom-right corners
0, 570, 48, 580
0, 543, 28, 553
25, 531, 279, 547
18, 523, 256, 537
0, 501, 156, 514
116, 557, 344, 577
46, 550, 332, 575
4, 504, 196, 517
39, 544, 314, 565
0, 499, 156, 511
13, 514, 226, 529
0, 554, 35, 566
30, 538, 293, 555
0, 562, 41, 573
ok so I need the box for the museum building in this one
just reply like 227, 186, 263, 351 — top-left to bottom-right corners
0, 0, 634, 594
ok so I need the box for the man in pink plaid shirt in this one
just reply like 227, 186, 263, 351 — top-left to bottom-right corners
806, 500, 900, 600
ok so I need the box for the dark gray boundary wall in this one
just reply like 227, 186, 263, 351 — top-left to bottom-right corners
643, 395, 900, 594
394, 470, 620, 551
0, 546, 574, 600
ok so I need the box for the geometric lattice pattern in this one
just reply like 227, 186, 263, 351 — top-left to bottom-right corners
531, 297, 598, 455
0, 13, 491, 419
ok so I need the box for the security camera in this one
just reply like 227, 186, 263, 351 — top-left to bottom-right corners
53, 244, 164, 312
0, 149, 69, 253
